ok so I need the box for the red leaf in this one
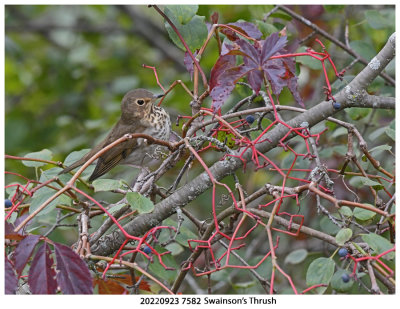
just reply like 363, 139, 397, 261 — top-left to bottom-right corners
28, 243, 57, 294
5, 221, 24, 241
211, 12, 219, 24
5, 256, 18, 294
54, 242, 93, 294
13, 234, 40, 277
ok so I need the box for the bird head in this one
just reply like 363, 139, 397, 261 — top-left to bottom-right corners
121, 88, 163, 122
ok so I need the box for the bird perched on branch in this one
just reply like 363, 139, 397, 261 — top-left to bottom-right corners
60, 88, 171, 181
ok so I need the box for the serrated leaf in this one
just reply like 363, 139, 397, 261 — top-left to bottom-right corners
306, 257, 335, 294
92, 179, 122, 192
22, 149, 53, 167
5, 257, 18, 294
164, 6, 208, 51
335, 228, 352, 246
13, 234, 40, 276
284, 248, 308, 264
54, 242, 93, 294
126, 192, 154, 214
28, 243, 57, 294
361, 233, 395, 260
225, 21, 262, 40
331, 269, 353, 292
353, 206, 377, 221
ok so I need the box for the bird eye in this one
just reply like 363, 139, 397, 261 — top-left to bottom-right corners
136, 99, 145, 106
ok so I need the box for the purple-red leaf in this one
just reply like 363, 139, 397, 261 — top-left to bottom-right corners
209, 53, 236, 91
5, 256, 18, 294
236, 39, 260, 64
13, 234, 40, 277
222, 22, 262, 41
229, 22, 262, 40
54, 242, 93, 294
261, 32, 288, 63
28, 243, 57, 294
247, 69, 263, 94
287, 76, 304, 107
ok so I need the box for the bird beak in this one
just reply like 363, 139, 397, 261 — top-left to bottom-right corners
155, 93, 165, 99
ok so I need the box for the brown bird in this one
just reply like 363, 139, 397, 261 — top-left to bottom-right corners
60, 88, 171, 181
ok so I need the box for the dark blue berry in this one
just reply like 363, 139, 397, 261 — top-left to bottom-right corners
246, 115, 255, 124
333, 102, 341, 110
5, 199, 12, 208
338, 248, 348, 257
341, 273, 350, 283
143, 246, 152, 255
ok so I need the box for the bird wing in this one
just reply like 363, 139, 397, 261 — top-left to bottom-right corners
88, 138, 137, 181
60, 120, 143, 179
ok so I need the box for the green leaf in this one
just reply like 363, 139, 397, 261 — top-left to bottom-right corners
365, 10, 392, 30
165, 5, 198, 24
296, 46, 321, 70
349, 176, 384, 190
369, 144, 392, 154
63, 149, 90, 167
335, 228, 352, 246
331, 127, 347, 138
331, 269, 353, 293
284, 249, 308, 265
92, 179, 122, 192
22, 149, 53, 167
361, 233, 395, 260
349, 41, 376, 61
175, 226, 199, 247
306, 257, 335, 294
30, 187, 71, 216
353, 206, 377, 221
319, 216, 340, 235
339, 206, 353, 218
345, 107, 370, 121
165, 243, 184, 256
385, 127, 395, 141
255, 20, 278, 37
369, 127, 387, 140
148, 247, 178, 283
164, 6, 208, 51
126, 192, 154, 214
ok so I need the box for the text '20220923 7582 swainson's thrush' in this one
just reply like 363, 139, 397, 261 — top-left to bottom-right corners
60, 88, 171, 181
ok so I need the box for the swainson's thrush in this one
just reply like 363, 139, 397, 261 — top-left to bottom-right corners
60, 88, 171, 181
